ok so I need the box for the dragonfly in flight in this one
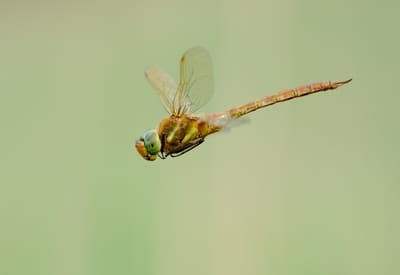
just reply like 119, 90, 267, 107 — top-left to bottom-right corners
135, 47, 351, 161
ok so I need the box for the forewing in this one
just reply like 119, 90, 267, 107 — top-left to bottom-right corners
145, 66, 178, 114
173, 47, 214, 115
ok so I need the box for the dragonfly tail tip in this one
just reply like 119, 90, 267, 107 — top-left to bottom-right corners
344, 78, 352, 83
333, 78, 352, 89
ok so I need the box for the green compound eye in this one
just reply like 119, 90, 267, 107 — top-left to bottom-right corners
143, 129, 161, 155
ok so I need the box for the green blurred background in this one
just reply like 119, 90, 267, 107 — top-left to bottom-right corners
1, 0, 399, 274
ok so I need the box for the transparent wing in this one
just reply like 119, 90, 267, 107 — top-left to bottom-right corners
144, 66, 178, 114
173, 47, 214, 115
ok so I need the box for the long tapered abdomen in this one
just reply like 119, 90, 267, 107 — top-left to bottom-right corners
226, 79, 352, 119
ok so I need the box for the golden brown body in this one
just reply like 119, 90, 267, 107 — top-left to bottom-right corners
157, 115, 221, 157
135, 46, 352, 161
136, 78, 351, 160
156, 79, 352, 158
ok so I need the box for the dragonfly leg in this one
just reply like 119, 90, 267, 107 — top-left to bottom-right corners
158, 152, 166, 159
169, 138, 205, 158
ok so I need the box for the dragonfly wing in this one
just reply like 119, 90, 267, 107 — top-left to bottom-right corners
173, 47, 214, 115
145, 66, 178, 114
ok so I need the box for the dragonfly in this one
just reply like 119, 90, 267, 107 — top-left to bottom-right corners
135, 47, 351, 161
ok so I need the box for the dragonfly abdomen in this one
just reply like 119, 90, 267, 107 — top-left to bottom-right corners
227, 79, 352, 119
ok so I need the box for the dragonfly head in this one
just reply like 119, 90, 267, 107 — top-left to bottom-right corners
135, 129, 161, 161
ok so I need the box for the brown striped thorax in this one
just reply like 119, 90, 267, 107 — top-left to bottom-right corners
135, 47, 352, 161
